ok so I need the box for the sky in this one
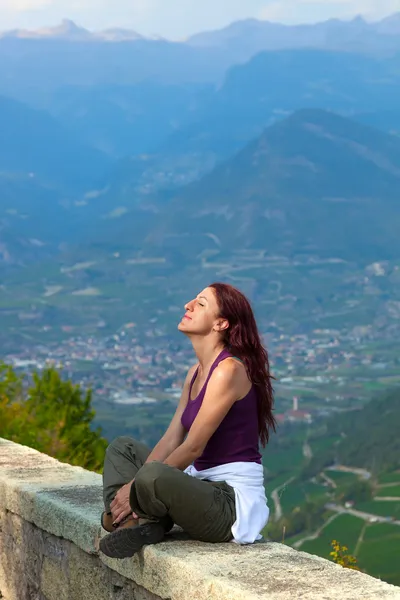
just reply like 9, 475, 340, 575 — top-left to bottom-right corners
0, 0, 399, 38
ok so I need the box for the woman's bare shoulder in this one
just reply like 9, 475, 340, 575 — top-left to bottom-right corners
214, 357, 247, 382
215, 357, 251, 397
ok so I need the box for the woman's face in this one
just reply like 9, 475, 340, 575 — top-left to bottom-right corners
178, 287, 223, 335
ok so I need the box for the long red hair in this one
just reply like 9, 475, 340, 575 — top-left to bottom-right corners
210, 282, 276, 446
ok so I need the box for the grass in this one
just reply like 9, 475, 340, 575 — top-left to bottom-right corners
376, 484, 400, 497
279, 480, 329, 514
280, 483, 307, 513
378, 472, 400, 485
357, 533, 400, 586
363, 522, 400, 541
301, 514, 364, 558
326, 470, 359, 485
264, 473, 295, 493
309, 436, 337, 456
302, 481, 328, 501
355, 500, 400, 519
264, 444, 306, 479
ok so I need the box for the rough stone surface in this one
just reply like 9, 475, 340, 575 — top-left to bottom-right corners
0, 508, 161, 600
1, 438, 400, 600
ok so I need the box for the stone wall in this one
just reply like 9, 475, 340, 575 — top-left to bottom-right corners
1, 438, 399, 600
0, 508, 160, 600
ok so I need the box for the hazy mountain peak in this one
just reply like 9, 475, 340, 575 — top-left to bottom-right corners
0, 19, 143, 42
186, 12, 399, 55
375, 11, 400, 34
0, 19, 90, 40
47, 19, 89, 37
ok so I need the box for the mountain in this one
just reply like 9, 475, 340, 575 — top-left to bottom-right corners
354, 110, 400, 136
46, 82, 212, 157
0, 37, 229, 105
4, 13, 400, 52
375, 12, 400, 35
86, 49, 400, 200
0, 19, 91, 40
0, 175, 66, 264
0, 95, 112, 264
0, 19, 145, 42
0, 95, 110, 191
161, 49, 400, 162
188, 13, 400, 58
303, 389, 400, 476
2, 15, 400, 107
3, 110, 400, 354
135, 109, 400, 263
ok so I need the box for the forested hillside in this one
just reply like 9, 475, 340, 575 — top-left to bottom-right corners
303, 390, 400, 478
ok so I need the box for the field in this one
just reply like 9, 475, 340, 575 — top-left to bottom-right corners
280, 483, 308, 513
264, 473, 295, 494
355, 500, 400, 519
377, 484, 400, 497
301, 517, 400, 586
363, 522, 400, 541
326, 470, 359, 485
378, 472, 400, 485
301, 514, 365, 557
358, 524, 400, 586
263, 439, 307, 479
278, 480, 328, 513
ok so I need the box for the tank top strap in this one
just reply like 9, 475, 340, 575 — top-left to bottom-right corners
211, 347, 232, 371
205, 348, 233, 380
188, 348, 231, 403
188, 366, 199, 399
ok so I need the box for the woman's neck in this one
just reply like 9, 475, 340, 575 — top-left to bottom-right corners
190, 337, 226, 372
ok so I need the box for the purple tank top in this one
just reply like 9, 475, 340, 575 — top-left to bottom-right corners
181, 348, 262, 470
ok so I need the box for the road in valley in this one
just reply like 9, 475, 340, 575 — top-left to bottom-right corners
325, 503, 400, 526
271, 477, 295, 522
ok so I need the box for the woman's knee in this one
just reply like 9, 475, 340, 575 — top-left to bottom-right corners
135, 461, 171, 491
106, 436, 134, 456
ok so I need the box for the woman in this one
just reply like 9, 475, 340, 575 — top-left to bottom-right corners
99, 282, 276, 558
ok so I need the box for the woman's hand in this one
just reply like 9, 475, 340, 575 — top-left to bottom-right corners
110, 480, 138, 525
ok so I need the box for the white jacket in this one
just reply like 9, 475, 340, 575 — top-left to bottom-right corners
185, 461, 269, 544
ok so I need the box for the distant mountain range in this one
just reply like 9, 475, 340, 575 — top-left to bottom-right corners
188, 14, 400, 58
159, 49, 400, 162
1, 13, 400, 106
2, 108, 400, 357
0, 19, 146, 42
0, 95, 110, 262
132, 109, 400, 263
33, 48, 399, 203
0, 96, 109, 191
2, 104, 400, 266
2, 14, 400, 49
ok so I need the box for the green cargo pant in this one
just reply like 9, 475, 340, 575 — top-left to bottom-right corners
103, 436, 236, 543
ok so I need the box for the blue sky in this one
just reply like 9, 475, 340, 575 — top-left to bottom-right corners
0, 0, 399, 38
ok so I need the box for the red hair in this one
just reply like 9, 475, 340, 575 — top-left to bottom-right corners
210, 282, 276, 446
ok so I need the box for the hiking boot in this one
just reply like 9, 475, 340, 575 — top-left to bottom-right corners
99, 520, 166, 558
101, 511, 138, 533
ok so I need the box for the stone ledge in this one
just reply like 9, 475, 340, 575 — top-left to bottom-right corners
1, 438, 399, 600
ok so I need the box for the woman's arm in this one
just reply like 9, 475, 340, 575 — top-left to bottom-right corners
144, 363, 197, 463
164, 359, 243, 471
110, 364, 196, 525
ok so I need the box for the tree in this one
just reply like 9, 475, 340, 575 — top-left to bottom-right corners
0, 362, 107, 472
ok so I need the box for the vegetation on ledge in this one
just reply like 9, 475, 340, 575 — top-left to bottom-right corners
0, 362, 107, 472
